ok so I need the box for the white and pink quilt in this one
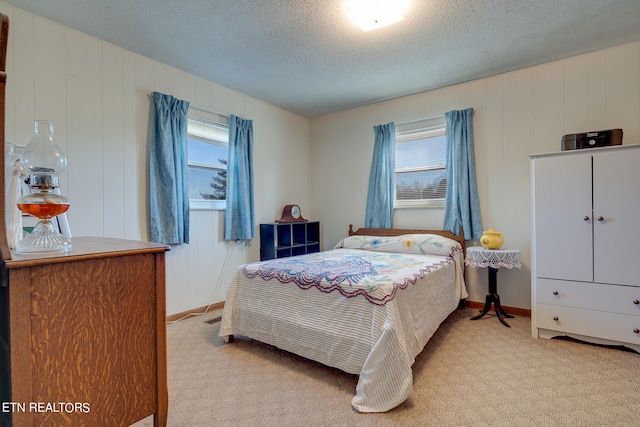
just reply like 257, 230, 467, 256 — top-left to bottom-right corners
219, 234, 467, 412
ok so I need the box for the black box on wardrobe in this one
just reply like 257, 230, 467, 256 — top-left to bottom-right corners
561, 129, 622, 150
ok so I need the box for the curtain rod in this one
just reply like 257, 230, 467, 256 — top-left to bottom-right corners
150, 92, 230, 119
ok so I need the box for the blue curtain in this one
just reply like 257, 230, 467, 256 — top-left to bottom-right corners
443, 108, 482, 239
225, 115, 255, 241
364, 122, 395, 228
148, 91, 190, 245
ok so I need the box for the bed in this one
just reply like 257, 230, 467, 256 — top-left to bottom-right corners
219, 225, 467, 413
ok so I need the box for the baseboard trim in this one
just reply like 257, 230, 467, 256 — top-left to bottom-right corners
166, 302, 225, 323
464, 300, 531, 318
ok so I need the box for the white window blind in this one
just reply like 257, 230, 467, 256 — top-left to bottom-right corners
188, 118, 229, 144
187, 113, 229, 210
395, 118, 447, 206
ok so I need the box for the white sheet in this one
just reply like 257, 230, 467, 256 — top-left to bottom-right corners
219, 242, 466, 412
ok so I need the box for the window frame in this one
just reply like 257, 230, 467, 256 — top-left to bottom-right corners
394, 117, 447, 209
187, 110, 230, 211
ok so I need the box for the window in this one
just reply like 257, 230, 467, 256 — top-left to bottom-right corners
395, 117, 447, 207
187, 113, 229, 210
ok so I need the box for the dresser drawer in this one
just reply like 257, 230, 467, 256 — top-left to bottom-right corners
536, 303, 640, 345
536, 278, 640, 316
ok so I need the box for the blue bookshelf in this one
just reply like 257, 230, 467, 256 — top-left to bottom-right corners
260, 221, 320, 260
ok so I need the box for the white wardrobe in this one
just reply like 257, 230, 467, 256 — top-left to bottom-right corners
530, 144, 640, 352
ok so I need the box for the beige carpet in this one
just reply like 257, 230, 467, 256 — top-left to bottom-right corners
133, 308, 639, 427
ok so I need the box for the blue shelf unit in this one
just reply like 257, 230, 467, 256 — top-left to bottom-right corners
260, 221, 320, 261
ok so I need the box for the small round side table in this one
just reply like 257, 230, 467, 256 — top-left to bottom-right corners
465, 246, 522, 327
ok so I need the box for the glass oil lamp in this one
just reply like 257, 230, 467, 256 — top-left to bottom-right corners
15, 120, 72, 254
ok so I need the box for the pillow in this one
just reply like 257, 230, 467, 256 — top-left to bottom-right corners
335, 233, 460, 257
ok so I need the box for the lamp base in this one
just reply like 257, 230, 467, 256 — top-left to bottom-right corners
15, 219, 72, 254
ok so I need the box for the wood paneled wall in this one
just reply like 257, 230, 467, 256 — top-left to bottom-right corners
0, 2, 312, 316
3, 1, 640, 312
311, 41, 640, 310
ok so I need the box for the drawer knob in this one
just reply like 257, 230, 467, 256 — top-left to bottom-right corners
583, 216, 590, 221
634, 328, 640, 334
597, 216, 604, 222
553, 316, 559, 321
553, 291, 559, 296
634, 299, 640, 305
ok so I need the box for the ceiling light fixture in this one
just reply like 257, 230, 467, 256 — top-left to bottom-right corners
346, 0, 409, 32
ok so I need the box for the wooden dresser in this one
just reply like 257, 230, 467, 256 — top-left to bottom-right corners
0, 237, 169, 426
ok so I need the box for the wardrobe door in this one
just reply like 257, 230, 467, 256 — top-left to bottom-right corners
532, 152, 593, 282
592, 148, 640, 286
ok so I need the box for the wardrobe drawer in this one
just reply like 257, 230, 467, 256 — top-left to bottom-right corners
536, 303, 640, 345
536, 278, 640, 316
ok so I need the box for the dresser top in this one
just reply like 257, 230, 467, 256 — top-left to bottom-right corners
4, 236, 169, 269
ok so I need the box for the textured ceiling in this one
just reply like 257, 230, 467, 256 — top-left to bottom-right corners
4, 0, 640, 117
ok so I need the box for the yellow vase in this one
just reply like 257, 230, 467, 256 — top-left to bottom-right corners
480, 229, 504, 250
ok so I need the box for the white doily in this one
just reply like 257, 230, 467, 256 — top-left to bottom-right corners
465, 246, 522, 269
